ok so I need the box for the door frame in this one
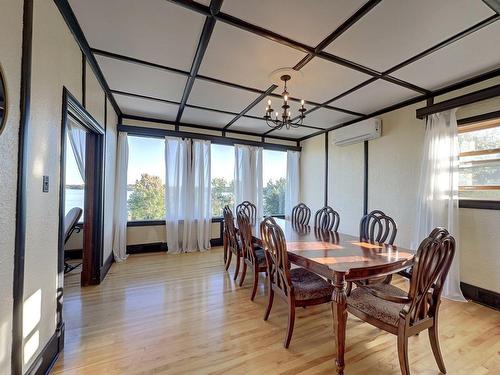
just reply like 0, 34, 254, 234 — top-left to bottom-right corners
58, 87, 105, 290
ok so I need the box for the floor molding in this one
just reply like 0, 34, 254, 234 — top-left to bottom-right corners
100, 251, 114, 282
26, 323, 65, 375
461, 282, 499, 310
126, 239, 223, 255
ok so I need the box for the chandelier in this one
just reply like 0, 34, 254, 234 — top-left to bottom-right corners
264, 74, 306, 130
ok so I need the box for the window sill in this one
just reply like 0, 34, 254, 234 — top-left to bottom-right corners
459, 200, 500, 210
127, 218, 224, 227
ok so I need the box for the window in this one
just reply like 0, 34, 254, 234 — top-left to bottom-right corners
263, 150, 287, 216
64, 133, 85, 220
458, 117, 500, 201
211, 144, 235, 217
127, 136, 166, 220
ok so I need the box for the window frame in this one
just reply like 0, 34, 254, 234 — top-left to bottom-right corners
457, 110, 500, 210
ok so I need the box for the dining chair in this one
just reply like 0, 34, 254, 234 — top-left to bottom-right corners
260, 217, 334, 348
223, 205, 241, 280
347, 227, 455, 375
291, 203, 311, 225
358, 210, 398, 285
314, 206, 340, 231
236, 200, 258, 224
236, 211, 267, 300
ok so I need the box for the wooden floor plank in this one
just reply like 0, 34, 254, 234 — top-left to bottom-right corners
53, 248, 500, 374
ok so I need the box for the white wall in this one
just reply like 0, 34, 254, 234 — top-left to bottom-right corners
0, 1, 23, 373
21, 0, 118, 370
328, 132, 364, 236
300, 134, 325, 213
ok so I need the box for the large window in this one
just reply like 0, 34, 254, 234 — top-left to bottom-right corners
263, 150, 287, 216
127, 136, 166, 220
211, 144, 235, 217
458, 117, 500, 200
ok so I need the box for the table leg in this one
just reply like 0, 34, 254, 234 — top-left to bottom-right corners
332, 272, 347, 375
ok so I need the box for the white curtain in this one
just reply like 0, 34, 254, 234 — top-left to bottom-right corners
67, 119, 86, 179
234, 144, 263, 218
412, 109, 465, 301
285, 150, 300, 219
165, 137, 211, 253
112, 132, 129, 262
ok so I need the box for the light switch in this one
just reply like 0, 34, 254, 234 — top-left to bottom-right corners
42, 175, 49, 193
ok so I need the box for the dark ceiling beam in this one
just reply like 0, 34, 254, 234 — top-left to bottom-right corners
54, 0, 122, 116
298, 66, 500, 142
175, 0, 224, 127
483, 0, 500, 15
121, 114, 301, 142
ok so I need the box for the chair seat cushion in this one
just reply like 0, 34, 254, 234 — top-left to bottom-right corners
291, 268, 334, 301
348, 283, 408, 327
254, 248, 266, 265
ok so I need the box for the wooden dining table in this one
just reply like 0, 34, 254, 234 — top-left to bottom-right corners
247, 218, 415, 375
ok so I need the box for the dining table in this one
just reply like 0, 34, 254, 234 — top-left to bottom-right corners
247, 218, 415, 375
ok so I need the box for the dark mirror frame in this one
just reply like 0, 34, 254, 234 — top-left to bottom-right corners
0, 64, 6, 135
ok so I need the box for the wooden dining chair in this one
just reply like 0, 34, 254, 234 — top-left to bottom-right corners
237, 211, 267, 300
291, 203, 311, 225
314, 206, 340, 231
347, 227, 456, 375
223, 205, 241, 280
260, 217, 334, 348
236, 200, 257, 224
358, 210, 398, 285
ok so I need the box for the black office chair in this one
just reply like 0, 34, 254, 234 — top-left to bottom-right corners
64, 207, 83, 274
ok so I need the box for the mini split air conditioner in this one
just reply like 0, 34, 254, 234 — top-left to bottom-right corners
331, 118, 382, 146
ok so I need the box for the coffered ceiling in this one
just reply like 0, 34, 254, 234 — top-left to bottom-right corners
69, 0, 500, 140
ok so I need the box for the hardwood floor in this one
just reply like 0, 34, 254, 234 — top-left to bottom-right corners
53, 248, 500, 374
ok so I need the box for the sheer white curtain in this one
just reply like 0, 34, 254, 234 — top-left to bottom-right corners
234, 144, 263, 218
412, 109, 465, 301
165, 137, 211, 253
285, 150, 300, 219
67, 119, 86, 179
112, 132, 129, 262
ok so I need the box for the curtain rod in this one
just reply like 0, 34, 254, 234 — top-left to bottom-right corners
117, 124, 301, 152
416, 83, 500, 119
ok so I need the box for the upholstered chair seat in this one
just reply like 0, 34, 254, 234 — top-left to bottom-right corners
348, 283, 408, 327
291, 268, 334, 301
254, 248, 266, 266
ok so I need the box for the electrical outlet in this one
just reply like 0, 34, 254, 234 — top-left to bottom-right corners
42, 175, 49, 193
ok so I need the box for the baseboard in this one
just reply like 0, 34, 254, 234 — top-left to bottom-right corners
64, 248, 82, 259
461, 282, 499, 310
210, 238, 223, 247
100, 251, 114, 282
26, 322, 65, 375
127, 242, 168, 254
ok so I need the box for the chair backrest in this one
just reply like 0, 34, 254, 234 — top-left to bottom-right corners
405, 227, 455, 324
260, 217, 292, 295
237, 211, 256, 264
64, 207, 83, 244
223, 205, 238, 251
314, 206, 340, 231
236, 201, 257, 224
291, 203, 311, 225
359, 210, 397, 244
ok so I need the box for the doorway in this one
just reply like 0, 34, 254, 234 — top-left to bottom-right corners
59, 88, 105, 289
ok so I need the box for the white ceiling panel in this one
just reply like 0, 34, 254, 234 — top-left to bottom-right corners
115, 94, 178, 121
330, 80, 419, 114
230, 117, 270, 134
303, 108, 359, 129
96, 55, 187, 101
69, 0, 205, 70
392, 21, 500, 90
325, 0, 495, 71
181, 107, 236, 128
188, 79, 261, 113
199, 22, 307, 90
221, 0, 367, 47
292, 57, 371, 103
270, 126, 320, 139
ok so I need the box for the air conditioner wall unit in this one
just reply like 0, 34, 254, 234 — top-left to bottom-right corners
331, 118, 382, 146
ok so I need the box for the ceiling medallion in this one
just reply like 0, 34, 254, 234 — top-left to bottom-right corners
264, 71, 306, 130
